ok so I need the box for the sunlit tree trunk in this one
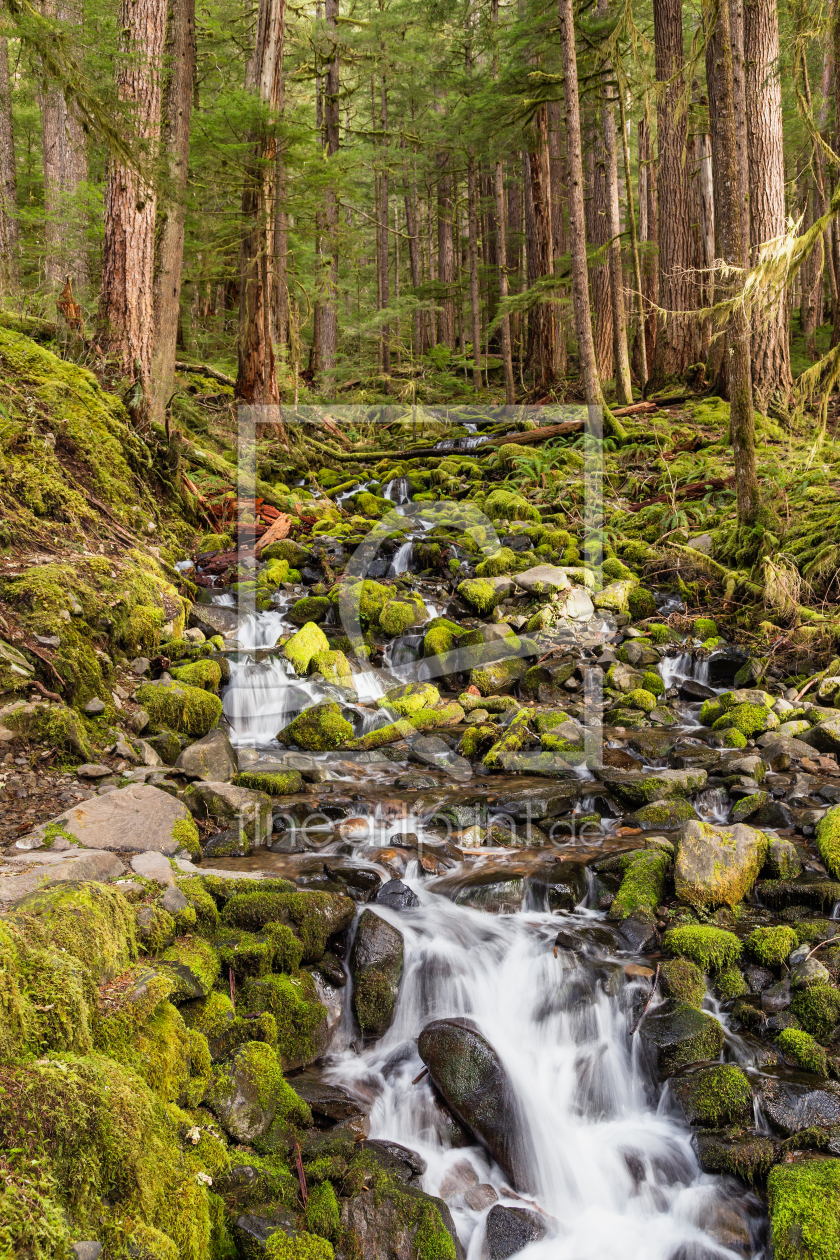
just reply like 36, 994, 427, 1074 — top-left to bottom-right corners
149, 0, 196, 425
235, 0, 284, 404
602, 58, 632, 403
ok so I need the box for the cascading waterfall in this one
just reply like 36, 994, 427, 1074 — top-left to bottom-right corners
327, 892, 762, 1260
391, 541, 414, 574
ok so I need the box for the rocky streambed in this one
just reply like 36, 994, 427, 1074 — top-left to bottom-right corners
6, 495, 840, 1259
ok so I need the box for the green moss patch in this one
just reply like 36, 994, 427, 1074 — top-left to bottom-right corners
768, 1158, 840, 1260
747, 926, 798, 967
663, 925, 741, 972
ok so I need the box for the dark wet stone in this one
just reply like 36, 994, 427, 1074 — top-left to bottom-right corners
744, 965, 775, 995
418, 1017, 533, 1192
616, 914, 659, 953
291, 1077, 371, 1128
483, 1205, 548, 1259
761, 980, 791, 1015
317, 951, 346, 987
528, 859, 587, 911
759, 1077, 840, 1134
639, 1002, 725, 1079
493, 783, 579, 821
231, 1207, 299, 1256
350, 909, 404, 1037
361, 1138, 427, 1185
756, 874, 840, 912
677, 679, 718, 701
324, 864, 382, 901
374, 879, 421, 911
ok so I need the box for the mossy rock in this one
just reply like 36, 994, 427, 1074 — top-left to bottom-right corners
261, 539, 312, 568
608, 849, 670, 920
136, 680, 222, 737
712, 702, 778, 738
815, 805, 840, 880
777, 1027, 829, 1076
628, 587, 657, 620
475, 547, 518, 577
457, 577, 509, 616
221, 890, 354, 963
660, 957, 706, 1008
747, 926, 798, 967
694, 617, 718, 641
379, 593, 427, 637
289, 597, 331, 626
768, 1157, 840, 1260
198, 532, 233, 553
236, 769, 305, 796
791, 984, 840, 1038
470, 656, 526, 696
240, 971, 331, 1071
170, 659, 222, 692
623, 688, 657, 713
280, 702, 354, 751
377, 681, 440, 716
283, 622, 331, 675
158, 935, 221, 1000
630, 798, 696, 830
309, 650, 352, 686
663, 924, 741, 972
669, 1065, 752, 1127
10, 881, 137, 982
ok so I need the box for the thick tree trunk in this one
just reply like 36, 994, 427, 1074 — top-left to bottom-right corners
557, 0, 625, 438
98, 0, 167, 401
744, 0, 791, 412
436, 153, 455, 348
706, 0, 759, 525
274, 137, 289, 358
547, 97, 567, 377
602, 65, 632, 403
378, 79, 390, 382
800, 176, 819, 356
638, 114, 658, 370
618, 89, 646, 388
319, 0, 339, 375
652, 0, 693, 381
0, 37, 19, 289
149, 0, 196, 426
695, 128, 714, 358
728, 0, 751, 268
40, 0, 88, 289
235, 0, 285, 404
467, 150, 482, 389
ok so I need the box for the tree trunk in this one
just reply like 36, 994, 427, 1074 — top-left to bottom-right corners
585, 117, 613, 381
319, 0, 339, 375
557, 0, 625, 438
235, 0, 285, 404
495, 158, 515, 403
618, 88, 646, 387
602, 58, 632, 403
274, 130, 289, 358
652, 0, 693, 382
40, 0, 88, 289
705, 0, 759, 525
639, 113, 658, 370
149, 0, 196, 426
744, 0, 791, 412
547, 97, 567, 377
728, 0, 751, 267
467, 150, 482, 389
695, 127, 714, 358
0, 36, 19, 289
528, 104, 556, 393
800, 175, 819, 356
379, 78, 390, 382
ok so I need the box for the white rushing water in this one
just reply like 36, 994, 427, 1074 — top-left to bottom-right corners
326, 891, 761, 1260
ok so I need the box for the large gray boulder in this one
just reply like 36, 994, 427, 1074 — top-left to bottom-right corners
183, 780, 272, 847
674, 819, 768, 909
0, 848, 126, 902
174, 728, 238, 782
417, 1017, 533, 1192
351, 909, 404, 1037
14, 784, 192, 855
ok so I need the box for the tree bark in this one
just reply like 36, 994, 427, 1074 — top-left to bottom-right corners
557, 0, 625, 438
378, 78, 390, 382
585, 116, 613, 381
618, 88, 646, 387
98, 0, 167, 399
495, 158, 515, 403
274, 122, 289, 358
602, 60, 632, 403
705, 0, 759, 525
527, 104, 556, 392
728, 0, 751, 267
149, 0, 196, 425
652, 0, 693, 381
319, 0, 339, 375
744, 0, 792, 412
467, 150, 482, 389
436, 151, 455, 347
695, 126, 714, 357
235, 0, 285, 404
547, 97, 567, 377
39, 0, 88, 289
0, 36, 19, 289
639, 113, 658, 369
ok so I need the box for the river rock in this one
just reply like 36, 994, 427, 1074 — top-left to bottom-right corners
514, 565, 570, 596
190, 603, 239, 639
174, 727, 238, 781
14, 784, 192, 855
806, 716, 840, 753
674, 819, 768, 909
483, 1205, 548, 1259
131, 850, 175, 885
230, 1207, 300, 1257
599, 767, 707, 806
638, 1002, 725, 1078
0, 848, 126, 902
788, 944, 830, 989
292, 1078, 371, 1134
183, 780, 272, 847
207, 1042, 284, 1142
351, 909, 404, 1036
758, 1078, 840, 1134
417, 1017, 532, 1192
374, 879, 420, 911
339, 1179, 463, 1260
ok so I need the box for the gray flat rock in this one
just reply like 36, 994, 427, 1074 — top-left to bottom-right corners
131, 850, 175, 885
0, 849, 125, 902
190, 604, 240, 639
15, 784, 191, 855
514, 565, 571, 595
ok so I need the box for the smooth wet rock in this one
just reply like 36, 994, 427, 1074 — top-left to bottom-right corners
76, 763, 113, 779
761, 980, 791, 1014
174, 727, 238, 781
292, 1078, 372, 1131
465, 1184, 498, 1211
438, 1157, 479, 1199
418, 1017, 532, 1192
674, 818, 768, 909
759, 1078, 840, 1134
71, 1245, 103, 1260
374, 879, 420, 911
339, 1178, 463, 1260
789, 944, 830, 989
231, 1207, 299, 1257
599, 767, 707, 805
351, 909, 404, 1036
190, 603, 239, 639
207, 1043, 283, 1141
514, 565, 570, 596
15, 784, 192, 855
483, 1205, 548, 1259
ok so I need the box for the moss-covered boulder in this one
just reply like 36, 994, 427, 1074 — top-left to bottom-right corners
608, 849, 670, 920
221, 889, 355, 962
628, 798, 697, 830
599, 767, 706, 806
638, 1002, 725, 1078
309, 650, 353, 687
593, 579, 637, 614
282, 621, 331, 675
351, 910, 404, 1038
377, 681, 440, 716
379, 593, 428, 637
747, 925, 798, 966
674, 819, 768, 909
207, 1040, 309, 1141
815, 805, 840, 880
136, 679, 222, 737
235, 768, 305, 796
712, 702, 778, 738
10, 881, 137, 982
240, 971, 332, 1070
289, 596, 331, 626
457, 576, 514, 615
183, 780, 273, 848
669, 1065, 753, 1127
663, 924, 741, 972
777, 1027, 829, 1076
170, 659, 222, 692
470, 656, 527, 696
158, 935, 221, 1000
628, 586, 657, 620
768, 1157, 840, 1260
280, 701, 354, 751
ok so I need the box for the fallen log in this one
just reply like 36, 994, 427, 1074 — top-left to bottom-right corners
625, 476, 735, 511
175, 360, 236, 387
